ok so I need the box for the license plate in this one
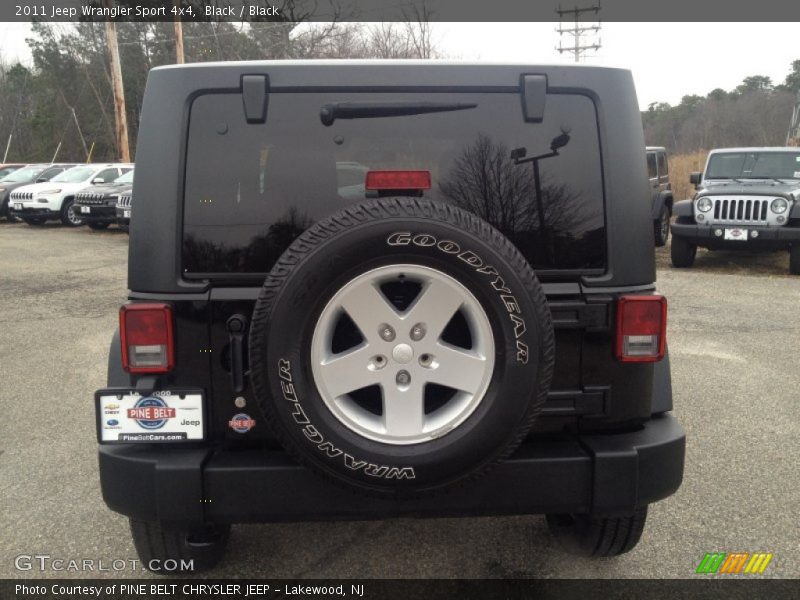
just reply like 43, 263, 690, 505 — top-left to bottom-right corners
80, 206, 90, 214
96, 389, 204, 443
723, 228, 748, 241
13, 203, 22, 210
123, 210, 131, 218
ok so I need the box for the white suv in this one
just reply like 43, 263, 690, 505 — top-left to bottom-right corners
9, 163, 133, 226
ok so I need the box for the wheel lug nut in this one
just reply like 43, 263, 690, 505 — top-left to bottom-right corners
396, 370, 411, 386
419, 354, 432, 367
410, 323, 426, 341
379, 324, 396, 341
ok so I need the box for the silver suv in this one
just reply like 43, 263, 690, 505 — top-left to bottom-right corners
670, 147, 800, 274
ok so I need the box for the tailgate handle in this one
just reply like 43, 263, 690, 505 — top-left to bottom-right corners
226, 315, 248, 393
521, 74, 547, 123
241, 75, 269, 124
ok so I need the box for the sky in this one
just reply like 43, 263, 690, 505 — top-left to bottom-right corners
0, 22, 798, 110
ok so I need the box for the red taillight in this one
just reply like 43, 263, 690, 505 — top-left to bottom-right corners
365, 170, 432, 191
119, 303, 174, 373
615, 295, 667, 362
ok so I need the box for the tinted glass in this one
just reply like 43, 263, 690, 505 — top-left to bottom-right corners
0, 167, 21, 179
646, 152, 657, 179
657, 152, 668, 176
115, 170, 134, 184
0, 165, 45, 182
95, 168, 120, 183
706, 151, 800, 179
183, 92, 605, 275
39, 167, 65, 180
51, 166, 95, 183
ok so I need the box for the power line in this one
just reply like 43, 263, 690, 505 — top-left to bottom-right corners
556, 3, 602, 63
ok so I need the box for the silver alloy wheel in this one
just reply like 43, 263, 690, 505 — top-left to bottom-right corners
311, 264, 495, 445
660, 210, 669, 239
66, 202, 82, 226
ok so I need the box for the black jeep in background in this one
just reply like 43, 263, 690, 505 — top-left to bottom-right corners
96, 62, 685, 572
646, 146, 673, 246
115, 191, 132, 231
74, 169, 134, 230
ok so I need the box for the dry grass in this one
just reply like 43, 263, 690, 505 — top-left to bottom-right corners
669, 150, 708, 201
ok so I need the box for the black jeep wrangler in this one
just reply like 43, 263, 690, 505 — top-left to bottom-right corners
671, 147, 800, 274
96, 62, 685, 572
74, 169, 134, 230
646, 146, 673, 247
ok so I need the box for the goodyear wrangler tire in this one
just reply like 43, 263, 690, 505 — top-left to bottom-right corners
249, 198, 554, 497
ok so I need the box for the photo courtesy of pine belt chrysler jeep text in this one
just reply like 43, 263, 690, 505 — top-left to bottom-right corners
94, 61, 685, 572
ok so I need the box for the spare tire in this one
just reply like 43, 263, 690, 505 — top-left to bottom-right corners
249, 198, 554, 496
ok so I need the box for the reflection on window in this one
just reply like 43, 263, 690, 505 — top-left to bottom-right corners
183, 91, 605, 274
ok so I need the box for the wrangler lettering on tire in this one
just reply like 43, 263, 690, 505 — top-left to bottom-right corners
249, 198, 554, 496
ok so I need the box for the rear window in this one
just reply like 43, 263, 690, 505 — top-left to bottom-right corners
183, 91, 605, 275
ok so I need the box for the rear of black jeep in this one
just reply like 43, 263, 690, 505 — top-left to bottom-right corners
96, 62, 684, 572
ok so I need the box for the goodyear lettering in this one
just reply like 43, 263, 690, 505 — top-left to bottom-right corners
412, 234, 436, 247
437, 240, 460, 254
387, 231, 530, 363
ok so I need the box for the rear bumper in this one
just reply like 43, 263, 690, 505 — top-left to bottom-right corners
98, 414, 685, 527
671, 222, 800, 249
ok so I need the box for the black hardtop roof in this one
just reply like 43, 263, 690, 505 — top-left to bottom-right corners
150, 60, 633, 89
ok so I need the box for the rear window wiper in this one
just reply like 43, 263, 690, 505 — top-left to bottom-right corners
320, 101, 477, 126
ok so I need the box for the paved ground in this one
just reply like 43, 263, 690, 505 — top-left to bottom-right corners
1, 222, 798, 579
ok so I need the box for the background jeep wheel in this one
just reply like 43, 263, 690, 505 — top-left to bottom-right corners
22, 217, 46, 226
249, 198, 554, 497
790, 244, 800, 275
88, 221, 110, 230
654, 207, 671, 247
60, 198, 83, 227
670, 236, 696, 268
546, 507, 648, 557
129, 519, 230, 574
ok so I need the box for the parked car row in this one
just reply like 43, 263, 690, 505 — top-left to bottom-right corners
1, 163, 134, 229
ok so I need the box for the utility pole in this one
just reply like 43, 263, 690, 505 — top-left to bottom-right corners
174, 0, 185, 64
787, 90, 800, 146
556, 3, 602, 63
3, 134, 12, 163
103, 0, 131, 162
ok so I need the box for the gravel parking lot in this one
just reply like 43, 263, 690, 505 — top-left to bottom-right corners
1, 223, 798, 579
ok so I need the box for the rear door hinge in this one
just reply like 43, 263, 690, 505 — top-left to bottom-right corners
549, 298, 610, 331
520, 74, 547, 123
241, 74, 269, 124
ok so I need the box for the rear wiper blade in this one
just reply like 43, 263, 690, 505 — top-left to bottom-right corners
320, 101, 477, 126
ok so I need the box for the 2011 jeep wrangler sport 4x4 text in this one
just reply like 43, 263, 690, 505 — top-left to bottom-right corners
96, 61, 685, 572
